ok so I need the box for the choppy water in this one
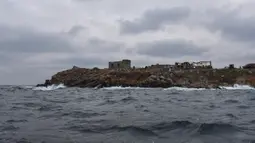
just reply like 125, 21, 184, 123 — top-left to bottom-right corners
1, 85, 255, 143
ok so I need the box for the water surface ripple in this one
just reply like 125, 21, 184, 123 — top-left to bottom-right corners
0, 86, 255, 143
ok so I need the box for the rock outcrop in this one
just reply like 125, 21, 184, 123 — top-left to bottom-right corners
37, 67, 255, 88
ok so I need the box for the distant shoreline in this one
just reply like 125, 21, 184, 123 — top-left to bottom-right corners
37, 67, 255, 89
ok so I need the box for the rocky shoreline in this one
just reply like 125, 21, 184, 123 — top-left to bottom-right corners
37, 67, 255, 89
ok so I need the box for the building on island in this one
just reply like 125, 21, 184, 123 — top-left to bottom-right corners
108, 59, 131, 69
192, 61, 212, 69
147, 61, 213, 72
180, 62, 194, 69
175, 61, 212, 70
148, 64, 175, 72
229, 64, 235, 69
174, 62, 193, 69
107, 59, 213, 71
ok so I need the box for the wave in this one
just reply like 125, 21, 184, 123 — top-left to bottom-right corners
164, 87, 207, 91
27, 84, 255, 91
68, 120, 239, 136
32, 84, 66, 91
101, 84, 255, 91
237, 105, 250, 109
219, 84, 255, 90
1, 125, 20, 131
151, 121, 193, 131
113, 126, 157, 136
62, 111, 106, 118
226, 113, 238, 119
197, 123, 238, 134
224, 99, 240, 104
97, 99, 117, 106
68, 124, 157, 136
22, 85, 34, 89
102, 86, 154, 90
6, 119, 27, 123
120, 96, 137, 103
102, 86, 207, 91
151, 120, 239, 135
165, 84, 255, 91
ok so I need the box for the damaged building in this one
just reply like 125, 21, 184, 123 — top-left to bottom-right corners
192, 61, 212, 69
148, 64, 175, 72
108, 59, 131, 69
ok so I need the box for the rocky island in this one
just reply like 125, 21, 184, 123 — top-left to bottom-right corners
37, 59, 255, 89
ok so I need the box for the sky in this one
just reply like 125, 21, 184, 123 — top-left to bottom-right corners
1, 0, 255, 85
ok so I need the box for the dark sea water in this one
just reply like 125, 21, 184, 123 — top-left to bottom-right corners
1, 85, 255, 143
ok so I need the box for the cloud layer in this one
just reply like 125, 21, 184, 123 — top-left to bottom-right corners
0, 0, 255, 84
119, 7, 190, 34
136, 39, 207, 58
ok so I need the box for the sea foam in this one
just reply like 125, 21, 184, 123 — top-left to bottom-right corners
32, 84, 66, 91
28, 84, 254, 91
102, 84, 255, 91
163, 87, 207, 91
102, 86, 153, 90
219, 84, 254, 90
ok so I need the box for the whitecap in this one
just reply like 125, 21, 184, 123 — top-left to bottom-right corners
22, 85, 34, 89
32, 84, 66, 91
163, 87, 207, 91
101, 86, 153, 90
219, 84, 254, 90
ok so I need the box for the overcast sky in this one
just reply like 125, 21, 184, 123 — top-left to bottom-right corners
1, 0, 255, 85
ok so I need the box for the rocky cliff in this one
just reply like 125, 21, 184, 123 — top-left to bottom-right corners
37, 67, 255, 88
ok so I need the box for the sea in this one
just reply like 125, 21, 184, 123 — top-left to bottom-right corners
1, 84, 255, 143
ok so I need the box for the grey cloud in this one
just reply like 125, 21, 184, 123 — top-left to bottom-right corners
0, 66, 60, 85
0, 25, 74, 53
119, 7, 190, 34
85, 37, 124, 53
0, 25, 122, 84
208, 8, 255, 42
0, 53, 10, 63
68, 25, 85, 36
53, 56, 107, 68
0, 54, 107, 85
216, 50, 255, 63
72, 0, 102, 2
136, 39, 208, 58
0, 53, 17, 67
0, 53, 26, 65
